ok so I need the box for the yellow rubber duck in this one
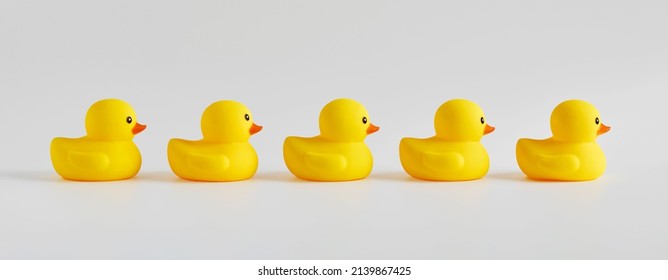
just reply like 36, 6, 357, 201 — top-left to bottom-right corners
516, 99, 611, 181
50, 99, 147, 181
167, 100, 262, 182
399, 99, 495, 181
283, 98, 379, 181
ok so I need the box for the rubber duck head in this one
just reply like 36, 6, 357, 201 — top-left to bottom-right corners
434, 99, 494, 141
201, 100, 262, 143
85, 99, 146, 141
550, 99, 610, 142
319, 98, 379, 141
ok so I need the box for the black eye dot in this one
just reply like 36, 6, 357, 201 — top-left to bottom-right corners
244, 114, 250, 121
126, 116, 132, 124
595, 117, 600, 125
362, 117, 368, 124
480, 117, 485, 124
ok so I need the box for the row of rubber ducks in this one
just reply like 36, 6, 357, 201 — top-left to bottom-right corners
50, 98, 610, 182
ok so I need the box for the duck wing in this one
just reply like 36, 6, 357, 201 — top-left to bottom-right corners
304, 152, 347, 173
186, 153, 231, 172
67, 151, 110, 171
421, 151, 465, 171
536, 154, 580, 173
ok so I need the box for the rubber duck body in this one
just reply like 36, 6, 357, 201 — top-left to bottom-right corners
283, 98, 379, 181
400, 99, 495, 181
50, 99, 147, 181
516, 99, 610, 181
167, 100, 262, 182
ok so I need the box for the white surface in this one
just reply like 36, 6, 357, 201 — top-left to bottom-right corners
1, 0, 667, 259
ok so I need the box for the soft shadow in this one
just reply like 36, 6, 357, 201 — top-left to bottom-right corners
135, 171, 183, 183
487, 171, 531, 182
487, 171, 597, 185
372, 171, 494, 185
136, 171, 262, 185
523, 177, 600, 185
0, 170, 62, 182
254, 171, 380, 187
253, 171, 315, 183
371, 171, 419, 182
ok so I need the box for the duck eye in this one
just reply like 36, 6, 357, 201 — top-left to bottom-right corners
595, 117, 600, 125
244, 114, 250, 121
362, 117, 368, 124
480, 117, 485, 124
126, 116, 132, 124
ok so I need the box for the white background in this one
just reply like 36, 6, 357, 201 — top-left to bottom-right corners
1, 0, 667, 259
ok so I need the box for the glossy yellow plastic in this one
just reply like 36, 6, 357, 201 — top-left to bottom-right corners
399, 99, 495, 181
50, 99, 147, 181
283, 98, 379, 181
516, 99, 611, 181
167, 100, 262, 182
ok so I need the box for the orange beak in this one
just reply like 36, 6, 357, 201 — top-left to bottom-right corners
132, 122, 146, 135
484, 124, 495, 135
249, 123, 263, 135
366, 123, 380, 135
597, 123, 610, 135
